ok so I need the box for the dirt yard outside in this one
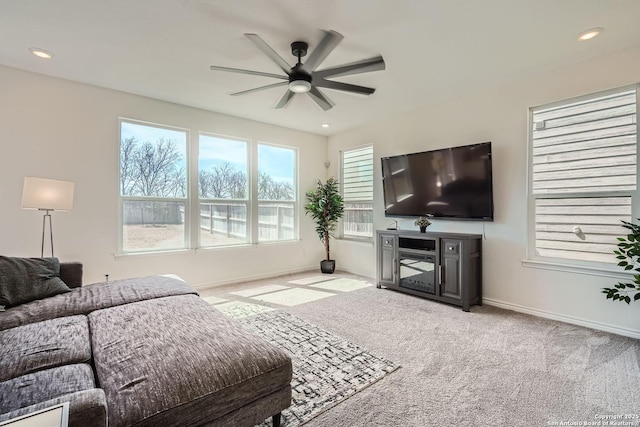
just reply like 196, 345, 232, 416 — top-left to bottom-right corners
122, 224, 247, 250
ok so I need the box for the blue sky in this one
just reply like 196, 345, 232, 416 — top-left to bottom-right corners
121, 121, 187, 155
199, 135, 247, 172
257, 144, 295, 183
200, 135, 295, 184
121, 122, 295, 184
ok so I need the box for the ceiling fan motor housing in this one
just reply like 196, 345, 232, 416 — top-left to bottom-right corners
289, 63, 311, 84
290, 41, 308, 59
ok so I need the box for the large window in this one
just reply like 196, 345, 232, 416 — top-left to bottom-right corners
198, 134, 249, 247
258, 144, 297, 242
119, 120, 298, 253
529, 86, 637, 265
341, 146, 374, 239
119, 120, 188, 252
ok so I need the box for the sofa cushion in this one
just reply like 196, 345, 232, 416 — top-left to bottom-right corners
0, 364, 95, 414
0, 256, 70, 310
0, 315, 91, 382
89, 294, 292, 427
0, 275, 197, 331
60, 262, 83, 289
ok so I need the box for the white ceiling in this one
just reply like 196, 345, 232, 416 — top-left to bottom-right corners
2, 0, 640, 136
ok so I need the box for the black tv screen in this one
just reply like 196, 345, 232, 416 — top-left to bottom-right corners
381, 142, 494, 221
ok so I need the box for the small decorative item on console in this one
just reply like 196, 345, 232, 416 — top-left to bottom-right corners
414, 216, 431, 233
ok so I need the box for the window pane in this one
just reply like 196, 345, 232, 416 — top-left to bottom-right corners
120, 121, 187, 252
258, 144, 296, 242
532, 89, 637, 195
199, 202, 248, 246
258, 202, 295, 241
534, 197, 630, 263
122, 200, 186, 251
342, 146, 374, 238
343, 202, 374, 237
198, 135, 248, 199
199, 135, 249, 247
120, 122, 187, 197
530, 87, 637, 265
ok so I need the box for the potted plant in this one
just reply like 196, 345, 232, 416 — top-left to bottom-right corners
305, 177, 344, 274
602, 219, 640, 304
414, 216, 431, 233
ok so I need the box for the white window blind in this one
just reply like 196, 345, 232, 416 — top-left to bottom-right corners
530, 88, 637, 264
342, 146, 374, 239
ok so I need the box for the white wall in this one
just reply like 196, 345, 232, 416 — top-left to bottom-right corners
0, 65, 328, 287
328, 45, 640, 338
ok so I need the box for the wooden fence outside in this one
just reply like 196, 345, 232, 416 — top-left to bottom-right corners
199, 201, 295, 241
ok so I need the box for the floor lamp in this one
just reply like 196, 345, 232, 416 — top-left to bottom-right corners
21, 177, 75, 258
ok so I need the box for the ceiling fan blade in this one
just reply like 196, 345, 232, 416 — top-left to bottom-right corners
301, 30, 343, 73
245, 33, 292, 74
314, 79, 375, 95
313, 56, 385, 79
307, 87, 335, 111
275, 90, 295, 109
209, 65, 289, 80
230, 81, 288, 96
210, 65, 287, 80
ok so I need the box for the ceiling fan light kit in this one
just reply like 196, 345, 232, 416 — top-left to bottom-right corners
289, 80, 311, 93
210, 30, 385, 111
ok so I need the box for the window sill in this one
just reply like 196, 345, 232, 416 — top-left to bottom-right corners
116, 240, 303, 258
337, 237, 374, 246
255, 239, 301, 246
114, 249, 195, 259
195, 243, 252, 252
521, 259, 633, 280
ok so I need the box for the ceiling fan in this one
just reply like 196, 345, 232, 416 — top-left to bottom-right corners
210, 30, 385, 111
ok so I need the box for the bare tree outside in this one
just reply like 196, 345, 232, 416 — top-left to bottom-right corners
199, 161, 247, 199
258, 171, 294, 200
120, 137, 186, 197
120, 136, 138, 196
121, 137, 292, 202
198, 164, 292, 200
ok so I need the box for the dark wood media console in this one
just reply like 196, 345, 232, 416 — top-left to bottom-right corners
376, 230, 482, 311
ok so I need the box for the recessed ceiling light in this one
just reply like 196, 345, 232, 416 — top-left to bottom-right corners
29, 47, 54, 59
578, 27, 604, 42
321, 124, 330, 128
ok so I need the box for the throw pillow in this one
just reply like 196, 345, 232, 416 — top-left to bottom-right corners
0, 256, 71, 309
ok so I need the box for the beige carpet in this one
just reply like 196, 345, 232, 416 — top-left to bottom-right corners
236, 310, 399, 427
201, 271, 640, 427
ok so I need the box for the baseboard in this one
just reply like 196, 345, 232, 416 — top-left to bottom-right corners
335, 266, 375, 281
483, 298, 640, 339
193, 265, 318, 290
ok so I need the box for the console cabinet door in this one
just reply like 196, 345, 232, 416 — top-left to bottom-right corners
441, 239, 461, 300
378, 233, 397, 286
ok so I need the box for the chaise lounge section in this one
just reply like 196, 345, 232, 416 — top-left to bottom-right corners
0, 257, 292, 426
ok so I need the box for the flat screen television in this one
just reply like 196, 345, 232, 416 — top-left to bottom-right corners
381, 142, 494, 221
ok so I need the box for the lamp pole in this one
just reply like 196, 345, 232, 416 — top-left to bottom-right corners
41, 209, 54, 258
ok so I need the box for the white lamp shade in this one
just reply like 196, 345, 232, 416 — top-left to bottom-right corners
21, 177, 75, 211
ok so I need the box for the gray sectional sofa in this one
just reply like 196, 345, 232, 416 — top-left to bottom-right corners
0, 258, 292, 426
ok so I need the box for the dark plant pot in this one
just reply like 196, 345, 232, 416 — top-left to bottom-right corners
419, 226, 427, 233
320, 260, 336, 274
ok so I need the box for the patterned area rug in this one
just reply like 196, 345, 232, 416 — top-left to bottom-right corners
234, 310, 400, 427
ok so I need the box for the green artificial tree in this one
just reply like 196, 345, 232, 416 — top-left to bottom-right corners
304, 178, 344, 269
602, 219, 640, 304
